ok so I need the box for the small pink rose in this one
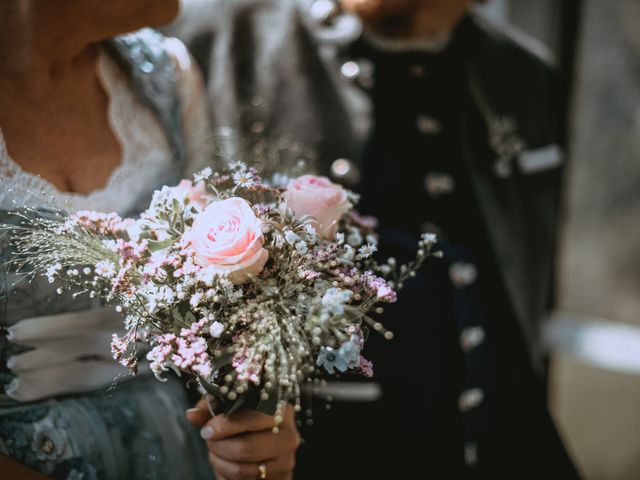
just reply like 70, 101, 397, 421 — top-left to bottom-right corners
188, 197, 268, 284
175, 179, 209, 209
284, 175, 352, 239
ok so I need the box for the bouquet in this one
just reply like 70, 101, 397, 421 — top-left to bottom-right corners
2, 163, 436, 422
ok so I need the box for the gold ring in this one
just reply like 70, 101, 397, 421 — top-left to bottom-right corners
258, 462, 267, 479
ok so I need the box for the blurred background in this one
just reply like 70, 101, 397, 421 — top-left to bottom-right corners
172, 1, 640, 478
479, 1, 640, 479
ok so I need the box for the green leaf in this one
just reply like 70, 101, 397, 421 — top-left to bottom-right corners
170, 306, 184, 323
211, 353, 233, 371
184, 311, 196, 325
147, 238, 174, 252
198, 378, 222, 396
226, 393, 248, 416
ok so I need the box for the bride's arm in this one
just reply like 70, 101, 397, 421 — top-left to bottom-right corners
0, 454, 53, 480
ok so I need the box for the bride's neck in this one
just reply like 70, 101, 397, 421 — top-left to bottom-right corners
0, 6, 102, 96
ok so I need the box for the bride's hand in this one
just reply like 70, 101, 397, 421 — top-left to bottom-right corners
188, 399, 300, 480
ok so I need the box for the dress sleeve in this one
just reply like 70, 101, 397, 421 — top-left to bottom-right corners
163, 37, 213, 177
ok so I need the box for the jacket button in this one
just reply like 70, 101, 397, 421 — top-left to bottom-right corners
331, 158, 361, 185
340, 60, 360, 80
340, 60, 374, 88
449, 262, 478, 288
494, 157, 513, 178
461, 326, 486, 352
409, 64, 427, 78
424, 172, 455, 197
459, 388, 484, 412
310, 0, 340, 24
464, 442, 479, 466
416, 114, 442, 135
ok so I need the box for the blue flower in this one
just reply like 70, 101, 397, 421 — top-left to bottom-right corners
316, 347, 348, 374
316, 341, 361, 374
338, 341, 361, 369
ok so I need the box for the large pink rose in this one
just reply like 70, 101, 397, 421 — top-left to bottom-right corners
284, 175, 352, 239
189, 197, 268, 284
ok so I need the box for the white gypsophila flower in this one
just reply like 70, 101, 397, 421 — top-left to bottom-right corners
45, 263, 62, 284
232, 169, 254, 188
126, 219, 145, 241
304, 224, 318, 244
270, 173, 290, 187
194, 167, 213, 183
195, 265, 219, 287
274, 233, 286, 249
335, 232, 345, 244
321, 287, 353, 316
284, 230, 299, 245
229, 160, 247, 171
139, 283, 160, 312
347, 229, 363, 247
358, 243, 377, 258
157, 285, 176, 305
422, 233, 438, 245
295, 241, 309, 254
95, 260, 116, 278
102, 239, 118, 252
190, 291, 204, 308
366, 234, 378, 245
209, 321, 224, 338
342, 244, 355, 261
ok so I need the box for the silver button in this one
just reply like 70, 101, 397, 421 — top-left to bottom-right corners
459, 388, 484, 412
461, 326, 486, 352
416, 114, 442, 135
340, 61, 360, 80
424, 172, 455, 197
331, 158, 361, 185
464, 442, 479, 466
340, 60, 374, 88
494, 157, 513, 178
449, 262, 478, 288
310, 0, 339, 24
409, 64, 427, 78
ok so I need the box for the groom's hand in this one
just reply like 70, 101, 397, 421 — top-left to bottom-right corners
189, 400, 300, 480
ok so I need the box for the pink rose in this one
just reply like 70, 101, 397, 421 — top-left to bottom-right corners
175, 179, 209, 209
189, 197, 268, 284
284, 175, 352, 239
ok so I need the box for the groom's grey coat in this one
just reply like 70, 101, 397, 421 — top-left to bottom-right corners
168, 0, 563, 373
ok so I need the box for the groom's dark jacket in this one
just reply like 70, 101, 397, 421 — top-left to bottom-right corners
168, 1, 580, 478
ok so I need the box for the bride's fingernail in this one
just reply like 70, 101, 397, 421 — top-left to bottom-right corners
186, 408, 204, 415
200, 426, 214, 440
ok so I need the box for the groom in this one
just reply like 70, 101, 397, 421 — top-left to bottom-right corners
171, 0, 581, 477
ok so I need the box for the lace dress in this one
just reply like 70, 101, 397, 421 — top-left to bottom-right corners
0, 32, 214, 480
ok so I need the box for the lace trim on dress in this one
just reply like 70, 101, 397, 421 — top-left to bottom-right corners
0, 49, 172, 215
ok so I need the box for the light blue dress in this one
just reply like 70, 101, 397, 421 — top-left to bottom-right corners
0, 29, 215, 480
